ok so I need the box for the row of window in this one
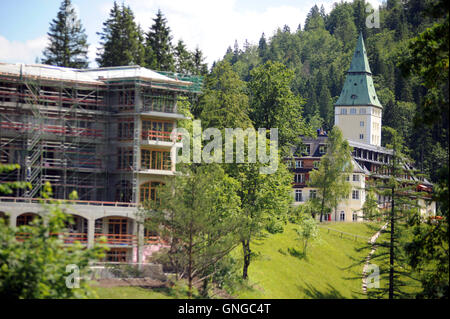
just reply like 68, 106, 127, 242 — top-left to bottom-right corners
340, 107, 367, 115
114, 180, 165, 203
287, 160, 320, 169
141, 149, 171, 170
294, 189, 361, 202
327, 212, 359, 221
340, 107, 382, 117
294, 189, 316, 202
117, 148, 172, 171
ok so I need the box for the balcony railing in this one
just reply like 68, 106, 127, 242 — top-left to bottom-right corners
15, 232, 165, 246
141, 130, 181, 142
16, 232, 88, 244
95, 233, 137, 246
144, 236, 166, 245
0, 196, 137, 207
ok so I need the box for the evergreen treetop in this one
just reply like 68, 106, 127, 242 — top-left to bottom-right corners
42, 0, 89, 68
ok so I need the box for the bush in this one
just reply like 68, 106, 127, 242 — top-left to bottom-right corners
266, 219, 284, 234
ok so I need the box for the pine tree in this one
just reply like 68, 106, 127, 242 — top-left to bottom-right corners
364, 127, 424, 299
146, 9, 175, 71
96, 2, 144, 67
304, 5, 325, 31
258, 33, 268, 62
174, 40, 194, 74
141, 164, 242, 298
42, 0, 89, 68
192, 47, 208, 76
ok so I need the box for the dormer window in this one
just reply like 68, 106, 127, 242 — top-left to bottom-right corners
351, 94, 357, 99
319, 145, 327, 154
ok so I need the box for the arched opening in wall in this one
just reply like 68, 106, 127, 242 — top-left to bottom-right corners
94, 216, 135, 247
16, 212, 40, 241
139, 181, 165, 205
63, 214, 88, 244
0, 211, 8, 224
16, 212, 39, 226
95, 215, 135, 263
115, 180, 132, 203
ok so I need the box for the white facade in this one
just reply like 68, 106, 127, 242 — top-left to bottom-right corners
334, 106, 382, 147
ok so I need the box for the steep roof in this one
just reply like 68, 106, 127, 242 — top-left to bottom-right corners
334, 33, 382, 108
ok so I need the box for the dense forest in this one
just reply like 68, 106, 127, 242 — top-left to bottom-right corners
211, 0, 448, 183
41, 0, 448, 182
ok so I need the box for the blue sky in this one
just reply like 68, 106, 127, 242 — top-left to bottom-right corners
0, 0, 380, 68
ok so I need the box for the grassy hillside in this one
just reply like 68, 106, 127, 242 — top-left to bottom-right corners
235, 222, 381, 299
91, 222, 382, 299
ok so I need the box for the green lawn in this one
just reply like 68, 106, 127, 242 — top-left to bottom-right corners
90, 222, 382, 299
235, 222, 381, 299
92, 286, 175, 299
90, 280, 192, 299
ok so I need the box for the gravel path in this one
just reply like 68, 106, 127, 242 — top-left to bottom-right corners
362, 223, 388, 293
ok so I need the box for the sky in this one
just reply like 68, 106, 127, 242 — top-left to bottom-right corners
0, 0, 381, 68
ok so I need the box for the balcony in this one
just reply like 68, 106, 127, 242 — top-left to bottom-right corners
16, 232, 88, 244
95, 233, 137, 246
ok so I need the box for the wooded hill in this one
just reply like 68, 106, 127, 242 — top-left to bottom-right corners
214, 0, 448, 183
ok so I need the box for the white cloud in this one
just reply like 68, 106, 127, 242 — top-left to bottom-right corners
0, 35, 48, 64
0, 0, 384, 68
125, 0, 339, 66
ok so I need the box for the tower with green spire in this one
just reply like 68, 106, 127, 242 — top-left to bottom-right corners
334, 33, 382, 147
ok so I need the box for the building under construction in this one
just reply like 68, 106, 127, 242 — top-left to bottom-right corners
0, 62, 201, 262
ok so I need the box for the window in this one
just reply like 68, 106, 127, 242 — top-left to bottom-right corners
142, 120, 174, 141
303, 144, 311, 155
309, 190, 317, 199
352, 190, 360, 200
341, 108, 347, 115
359, 108, 366, 114
353, 174, 360, 182
359, 134, 364, 140
106, 248, 128, 262
352, 213, 358, 221
108, 218, 128, 235
360, 121, 364, 127
140, 181, 164, 203
141, 149, 171, 170
350, 108, 357, 114
340, 211, 345, 221
313, 161, 320, 169
286, 161, 293, 168
117, 148, 133, 170
319, 145, 327, 154
346, 175, 350, 181
16, 213, 38, 226
295, 190, 303, 202
118, 119, 134, 139
294, 174, 305, 183
295, 160, 303, 168
115, 180, 132, 202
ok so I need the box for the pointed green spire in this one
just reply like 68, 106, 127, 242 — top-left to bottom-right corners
334, 33, 382, 108
348, 32, 371, 74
